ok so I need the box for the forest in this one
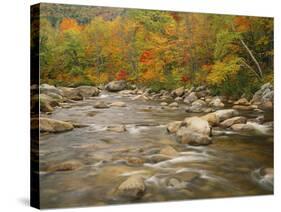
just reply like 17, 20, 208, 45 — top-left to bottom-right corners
37, 4, 273, 98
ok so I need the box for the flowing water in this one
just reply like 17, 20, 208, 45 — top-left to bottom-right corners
39, 91, 273, 208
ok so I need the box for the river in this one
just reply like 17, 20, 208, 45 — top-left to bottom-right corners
39, 90, 273, 208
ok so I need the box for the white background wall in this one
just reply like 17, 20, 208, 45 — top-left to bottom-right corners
0, 0, 280, 211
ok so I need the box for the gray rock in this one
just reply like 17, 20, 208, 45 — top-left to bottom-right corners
105, 80, 127, 92
75, 86, 100, 98
183, 92, 198, 104
209, 96, 224, 108
40, 84, 63, 96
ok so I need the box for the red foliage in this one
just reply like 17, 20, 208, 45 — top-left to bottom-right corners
181, 75, 190, 83
116, 69, 128, 80
140, 50, 153, 64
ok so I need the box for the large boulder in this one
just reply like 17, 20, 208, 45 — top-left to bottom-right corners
39, 118, 74, 133
39, 94, 62, 112
251, 83, 274, 109
200, 113, 220, 127
183, 92, 198, 104
117, 176, 145, 199
40, 84, 63, 96
58, 87, 83, 101
171, 87, 185, 97
183, 116, 211, 136
177, 128, 212, 146
220, 116, 247, 128
75, 86, 100, 98
105, 80, 127, 92
213, 109, 239, 122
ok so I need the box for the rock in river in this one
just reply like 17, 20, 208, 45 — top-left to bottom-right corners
183, 92, 198, 104
105, 80, 127, 92
167, 121, 182, 133
160, 145, 178, 156
220, 116, 247, 128
107, 124, 126, 132
178, 128, 212, 146
94, 101, 109, 109
39, 118, 74, 133
110, 101, 127, 107
183, 116, 211, 136
117, 175, 146, 199
46, 160, 83, 172
171, 87, 185, 97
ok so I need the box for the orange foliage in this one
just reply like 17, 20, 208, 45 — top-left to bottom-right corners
234, 17, 251, 32
141, 70, 164, 82
60, 18, 81, 32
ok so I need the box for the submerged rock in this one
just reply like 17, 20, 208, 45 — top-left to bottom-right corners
46, 160, 83, 172
220, 116, 247, 128
94, 101, 109, 109
117, 176, 146, 199
167, 121, 182, 133
107, 124, 126, 132
160, 145, 178, 156
179, 129, 212, 145
231, 122, 270, 134
39, 118, 74, 133
110, 101, 127, 107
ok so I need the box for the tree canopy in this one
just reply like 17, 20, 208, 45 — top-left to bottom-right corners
39, 4, 273, 97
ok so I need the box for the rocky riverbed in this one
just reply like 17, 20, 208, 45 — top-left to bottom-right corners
34, 81, 274, 208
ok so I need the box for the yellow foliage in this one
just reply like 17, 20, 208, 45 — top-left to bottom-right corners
207, 57, 242, 85
141, 69, 165, 82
